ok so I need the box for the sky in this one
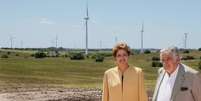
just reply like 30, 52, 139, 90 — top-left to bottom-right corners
0, 0, 201, 49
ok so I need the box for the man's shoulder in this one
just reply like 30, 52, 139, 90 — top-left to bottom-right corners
180, 64, 201, 81
182, 64, 199, 74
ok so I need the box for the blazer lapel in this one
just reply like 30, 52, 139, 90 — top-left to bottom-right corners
170, 64, 185, 101
152, 69, 165, 101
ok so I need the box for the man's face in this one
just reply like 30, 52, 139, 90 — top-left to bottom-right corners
115, 49, 129, 66
160, 53, 177, 73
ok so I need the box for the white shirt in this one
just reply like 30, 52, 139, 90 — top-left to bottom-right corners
157, 65, 179, 101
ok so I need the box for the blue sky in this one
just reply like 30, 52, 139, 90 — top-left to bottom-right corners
0, 0, 201, 49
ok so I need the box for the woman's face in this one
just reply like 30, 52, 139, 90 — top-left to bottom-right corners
115, 49, 129, 66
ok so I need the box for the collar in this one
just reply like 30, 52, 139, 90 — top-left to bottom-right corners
116, 66, 130, 75
166, 64, 179, 78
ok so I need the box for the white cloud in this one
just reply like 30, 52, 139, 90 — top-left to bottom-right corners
39, 18, 54, 25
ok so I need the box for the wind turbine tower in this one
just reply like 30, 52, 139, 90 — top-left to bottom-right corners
184, 33, 188, 49
84, 1, 89, 55
115, 36, 118, 44
140, 22, 144, 53
9, 36, 14, 49
20, 40, 23, 48
56, 34, 58, 48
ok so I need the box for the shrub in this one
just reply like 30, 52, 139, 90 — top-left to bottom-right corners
31, 54, 35, 57
15, 54, 19, 56
183, 50, 190, 53
181, 56, 195, 60
90, 52, 111, 59
47, 51, 60, 57
61, 54, 68, 58
92, 53, 105, 62
98, 52, 112, 57
95, 55, 104, 62
86, 54, 90, 59
7, 51, 11, 55
152, 61, 163, 67
198, 48, 201, 51
69, 53, 84, 60
34, 52, 47, 58
103, 53, 112, 57
1, 54, 8, 58
90, 53, 97, 59
144, 50, 151, 54
186, 56, 194, 60
152, 56, 160, 61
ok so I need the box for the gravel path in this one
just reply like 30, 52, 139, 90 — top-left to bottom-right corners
0, 88, 102, 101
0, 87, 153, 101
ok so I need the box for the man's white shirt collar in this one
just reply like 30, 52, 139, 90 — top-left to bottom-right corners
157, 65, 179, 101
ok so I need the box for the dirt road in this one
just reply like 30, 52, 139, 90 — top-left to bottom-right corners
0, 88, 102, 101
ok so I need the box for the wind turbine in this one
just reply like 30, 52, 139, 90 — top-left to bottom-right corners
114, 32, 118, 44
184, 33, 188, 49
20, 40, 23, 49
115, 36, 118, 44
55, 34, 58, 48
9, 36, 15, 49
140, 22, 144, 53
84, 1, 89, 55
99, 40, 102, 50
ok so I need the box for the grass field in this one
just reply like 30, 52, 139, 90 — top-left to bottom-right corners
0, 49, 201, 92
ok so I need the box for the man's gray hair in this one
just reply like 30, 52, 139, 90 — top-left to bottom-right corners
160, 46, 180, 58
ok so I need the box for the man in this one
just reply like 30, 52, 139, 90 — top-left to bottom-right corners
152, 47, 201, 101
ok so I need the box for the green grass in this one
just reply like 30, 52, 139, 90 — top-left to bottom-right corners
0, 49, 201, 91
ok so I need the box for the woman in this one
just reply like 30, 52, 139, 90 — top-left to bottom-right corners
102, 42, 148, 101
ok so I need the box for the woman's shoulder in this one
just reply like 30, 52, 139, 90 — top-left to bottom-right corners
130, 66, 143, 73
104, 67, 117, 75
